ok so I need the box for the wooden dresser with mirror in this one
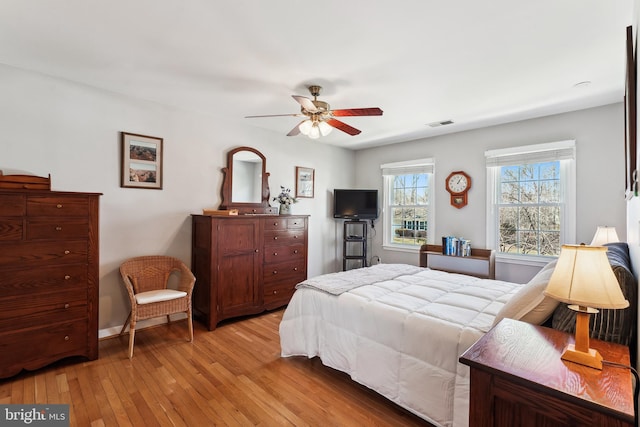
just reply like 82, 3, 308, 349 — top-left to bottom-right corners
191, 147, 309, 330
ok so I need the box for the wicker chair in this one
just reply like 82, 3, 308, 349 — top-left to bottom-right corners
119, 256, 196, 358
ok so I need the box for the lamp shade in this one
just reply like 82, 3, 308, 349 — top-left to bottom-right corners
298, 119, 313, 135
318, 120, 333, 136
308, 123, 320, 139
590, 226, 620, 246
544, 244, 628, 309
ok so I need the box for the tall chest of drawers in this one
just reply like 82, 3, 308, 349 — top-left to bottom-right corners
191, 214, 308, 330
0, 189, 100, 378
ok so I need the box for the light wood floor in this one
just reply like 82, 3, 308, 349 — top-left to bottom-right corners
0, 309, 434, 426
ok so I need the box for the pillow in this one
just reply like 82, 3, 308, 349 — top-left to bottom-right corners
605, 242, 634, 272
493, 260, 559, 326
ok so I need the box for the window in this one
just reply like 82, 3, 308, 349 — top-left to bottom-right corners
381, 159, 434, 249
485, 141, 575, 260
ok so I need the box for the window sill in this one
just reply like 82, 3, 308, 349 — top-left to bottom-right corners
381, 244, 421, 254
496, 253, 555, 268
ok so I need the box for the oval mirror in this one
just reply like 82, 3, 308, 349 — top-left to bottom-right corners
219, 146, 275, 214
231, 150, 262, 203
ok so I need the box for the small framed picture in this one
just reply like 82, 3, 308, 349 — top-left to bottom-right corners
120, 132, 163, 189
295, 166, 314, 198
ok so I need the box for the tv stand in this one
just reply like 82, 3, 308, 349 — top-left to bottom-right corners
343, 220, 367, 271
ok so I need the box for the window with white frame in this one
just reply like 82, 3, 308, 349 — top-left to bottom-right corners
381, 159, 434, 249
485, 140, 576, 259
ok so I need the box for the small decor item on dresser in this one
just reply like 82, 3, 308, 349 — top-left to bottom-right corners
274, 186, 297, 215
202, 208, 239, 216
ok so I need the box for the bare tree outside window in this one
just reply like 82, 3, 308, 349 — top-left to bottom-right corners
497, 161, 561, 256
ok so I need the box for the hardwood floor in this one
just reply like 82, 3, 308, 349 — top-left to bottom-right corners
0, 309, 434, 426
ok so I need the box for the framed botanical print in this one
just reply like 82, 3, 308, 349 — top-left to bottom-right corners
120, 132, 163, 189
295, 166, 314, 198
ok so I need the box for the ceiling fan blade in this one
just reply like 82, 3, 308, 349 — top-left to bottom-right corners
245, 113, 302, 118
292, 95, 319, 113
331, 107, 383, 117
287, 121, 304, 136
326, 118, 361, 136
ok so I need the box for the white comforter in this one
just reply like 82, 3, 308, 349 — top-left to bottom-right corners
279, 264, 523, 427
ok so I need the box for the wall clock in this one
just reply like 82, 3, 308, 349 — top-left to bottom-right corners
445, 171, 471, 208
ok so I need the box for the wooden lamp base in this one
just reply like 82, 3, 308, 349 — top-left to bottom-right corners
561, 344, 603, 370
562, 307, 602, 370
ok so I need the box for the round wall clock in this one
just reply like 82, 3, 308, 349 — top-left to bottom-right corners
445, 171, 471, 208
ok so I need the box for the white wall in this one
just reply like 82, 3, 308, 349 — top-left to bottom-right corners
355, 103, 626, 283
0, 64, 355, 334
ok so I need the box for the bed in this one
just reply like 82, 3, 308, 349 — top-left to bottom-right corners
279, 243, 637, 427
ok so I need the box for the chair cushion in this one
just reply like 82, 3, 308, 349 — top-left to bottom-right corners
135, 289, 187, 305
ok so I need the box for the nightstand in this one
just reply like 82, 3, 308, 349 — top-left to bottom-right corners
459, 318, 635, 427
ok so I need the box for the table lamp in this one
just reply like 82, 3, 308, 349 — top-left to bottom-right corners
544, 244, 629, 369
590, 226, 620, 246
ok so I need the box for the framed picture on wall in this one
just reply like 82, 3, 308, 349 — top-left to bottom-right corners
625, 25, 637, 199
120, 132, 163, 189
295, 166, 314, 198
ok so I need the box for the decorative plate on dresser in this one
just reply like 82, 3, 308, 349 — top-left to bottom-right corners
0, 174, 101, 378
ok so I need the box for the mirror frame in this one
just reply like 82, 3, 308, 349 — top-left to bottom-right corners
219, 146, 276, 214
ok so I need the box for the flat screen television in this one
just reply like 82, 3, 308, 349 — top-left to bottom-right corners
333, 189, 378, 220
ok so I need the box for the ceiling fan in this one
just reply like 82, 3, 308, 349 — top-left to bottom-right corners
245, 85, 383, 138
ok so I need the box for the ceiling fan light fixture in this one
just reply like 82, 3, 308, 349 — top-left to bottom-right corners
318, 120, 333, 136
308, 123, 321, 139
299, 119, 313, 135
246, 84, 382, 138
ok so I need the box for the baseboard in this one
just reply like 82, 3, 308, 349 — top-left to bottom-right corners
98, 313, 188, 340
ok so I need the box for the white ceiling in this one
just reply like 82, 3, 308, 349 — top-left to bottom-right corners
0, 0, 633, 149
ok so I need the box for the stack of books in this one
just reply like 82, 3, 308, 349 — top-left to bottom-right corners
442, 236, 471, 257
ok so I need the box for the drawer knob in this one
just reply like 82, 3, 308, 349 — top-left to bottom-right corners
294, 235, 298, 239
273, 252, 278, 256
294, 250, 298, 254
57, 204, 63, 209
274, 236, 278, 240
64, 275, 71, 280
273, 222, 279, 226
64, 303, 70, 309
255, 249, 259, 253
273, 290, 278, 294
294, 267, 298, 271
55, 226, 63, 231
64, 336, 70, 341
64, 250, 70, 255
273, 270, 278, 275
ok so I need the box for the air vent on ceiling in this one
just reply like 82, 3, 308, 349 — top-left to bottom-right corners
428, 120, 454, 128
